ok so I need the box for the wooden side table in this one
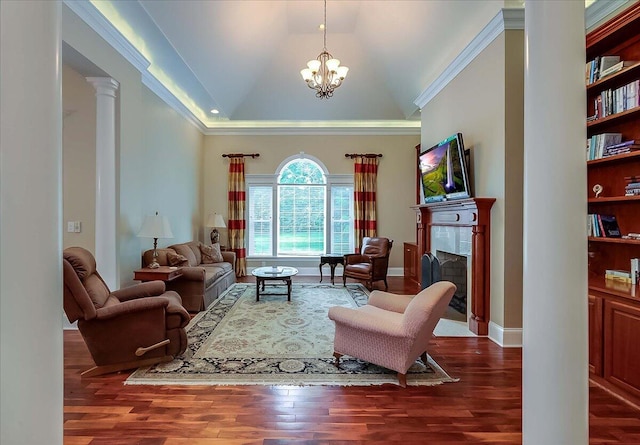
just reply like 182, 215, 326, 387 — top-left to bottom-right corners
133, 266, 183, 282
319, 254, 345, 285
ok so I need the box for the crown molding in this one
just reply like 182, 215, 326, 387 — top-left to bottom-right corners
140, 72, 207, 133
586, 0, 632, 29
63, 0, 150, 72
203, 121, 421, 136
64, 0, 206, 132
414, 8, 524, 110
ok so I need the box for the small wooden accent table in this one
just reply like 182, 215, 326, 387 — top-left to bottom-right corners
319, 254, 344, 285
133, 266, 183, 282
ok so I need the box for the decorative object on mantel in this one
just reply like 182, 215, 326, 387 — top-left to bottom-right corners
222, 153, 260, 159
344, 153, 383, 159
206, 213, 226, 245
300, 0, 348, 99
137, 212, 174, 269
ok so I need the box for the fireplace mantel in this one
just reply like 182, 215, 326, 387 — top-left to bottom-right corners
411, 198, 495, 335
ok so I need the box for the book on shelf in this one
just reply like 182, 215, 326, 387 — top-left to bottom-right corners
605, 269, 632, 284
632, 258, 639, 286
586, 56, 621, 84
600, 214, 622, 237
603, 144, 640, 157
599, 60, 637, 78
605, 274, 632, 283
624, 176, 640, 196
605, 140, 638, 150
588, 214, 622, 238
591, 80, 640, 120
606, 269, 632, 277
587, 133, 622, 160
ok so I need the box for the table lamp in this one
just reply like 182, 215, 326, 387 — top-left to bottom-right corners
206, 213, 226, 245
137, 211, 174, 268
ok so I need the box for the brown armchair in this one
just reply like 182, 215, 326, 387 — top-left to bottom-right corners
63, 247, 190, 377
343, 237, 393, 290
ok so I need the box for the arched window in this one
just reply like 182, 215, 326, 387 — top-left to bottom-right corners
246, 155, 354, 257
277, 159, 326, 255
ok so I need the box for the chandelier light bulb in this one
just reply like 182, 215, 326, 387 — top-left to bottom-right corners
307, 59, 321, 73
300, 68, 313, 81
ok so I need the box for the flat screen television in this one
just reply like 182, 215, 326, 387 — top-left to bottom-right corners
418, 133, 471, 203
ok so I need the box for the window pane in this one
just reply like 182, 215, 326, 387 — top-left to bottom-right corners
278, 159, 326, 184
331, 185, 354, 254
277, 185, 325, 255
248, 186, 272, 255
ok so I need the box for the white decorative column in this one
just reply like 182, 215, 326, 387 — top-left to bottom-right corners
1, 1, 63, 443
523, 1, 588, 444
86, 77, 119, 289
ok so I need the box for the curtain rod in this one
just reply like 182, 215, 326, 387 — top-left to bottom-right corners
222, 153, 260, 158
344, 153, 383, 159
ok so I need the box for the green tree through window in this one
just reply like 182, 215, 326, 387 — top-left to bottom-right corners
278, 159, 326, 255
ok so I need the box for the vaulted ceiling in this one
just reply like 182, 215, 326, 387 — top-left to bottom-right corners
64, 0, 607, 131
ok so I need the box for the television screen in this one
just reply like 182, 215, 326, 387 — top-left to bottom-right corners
418, 133, 471, 203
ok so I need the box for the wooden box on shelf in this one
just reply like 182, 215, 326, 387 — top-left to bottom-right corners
586, 1, 640, 407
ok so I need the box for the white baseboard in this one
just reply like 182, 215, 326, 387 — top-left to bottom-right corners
488, 321, 522, 348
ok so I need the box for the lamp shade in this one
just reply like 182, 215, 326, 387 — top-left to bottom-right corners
206, 213, 226, 228
137, 214, 174, 239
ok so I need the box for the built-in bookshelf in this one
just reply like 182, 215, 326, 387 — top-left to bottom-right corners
585, 2, 640, 406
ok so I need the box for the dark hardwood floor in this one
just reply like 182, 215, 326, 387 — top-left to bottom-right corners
64, 276, 640, 444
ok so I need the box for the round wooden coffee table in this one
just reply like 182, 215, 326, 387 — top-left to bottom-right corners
251, 266, 299, 301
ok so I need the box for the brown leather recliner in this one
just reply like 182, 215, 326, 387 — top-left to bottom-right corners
343, 237, 393, 290
63, 246, 190, 377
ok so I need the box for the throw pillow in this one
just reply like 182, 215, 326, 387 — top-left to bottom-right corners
167, 252, 189, 267
200, 243, 224, 264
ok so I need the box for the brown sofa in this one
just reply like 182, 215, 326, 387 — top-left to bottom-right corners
143, 241, 236, 312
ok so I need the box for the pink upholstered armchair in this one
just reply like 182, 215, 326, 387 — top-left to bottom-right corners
63, 247, 190, 377
328, 281, 456, 387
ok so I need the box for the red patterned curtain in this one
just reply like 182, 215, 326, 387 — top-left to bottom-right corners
353, 156, 378, 251
227, 158, 247, 276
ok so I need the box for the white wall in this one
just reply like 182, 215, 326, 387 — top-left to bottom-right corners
62, 4, 204, 287
1, 1, 64, 443
63, 64, 96, 251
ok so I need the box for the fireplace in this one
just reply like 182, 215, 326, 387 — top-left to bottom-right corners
436, 250, 469, 316
412, 198, 495, 335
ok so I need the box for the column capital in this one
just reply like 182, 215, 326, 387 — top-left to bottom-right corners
86, 77, 119, 98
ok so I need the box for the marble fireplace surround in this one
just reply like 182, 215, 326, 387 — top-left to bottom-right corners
413, 198, 495, 335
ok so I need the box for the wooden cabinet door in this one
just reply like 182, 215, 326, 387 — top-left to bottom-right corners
403, 242, 419, 285
604, 300, 640, 399
588, 294, 603, 376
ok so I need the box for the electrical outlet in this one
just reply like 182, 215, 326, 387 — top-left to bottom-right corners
67, 222, 75, 233
74, 221, 82, 233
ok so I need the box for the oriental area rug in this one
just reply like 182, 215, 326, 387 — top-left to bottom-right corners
126, 282, 458, 386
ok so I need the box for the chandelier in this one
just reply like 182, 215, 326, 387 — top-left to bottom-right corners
300, 0, 348, 99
